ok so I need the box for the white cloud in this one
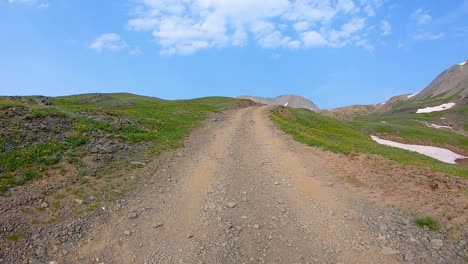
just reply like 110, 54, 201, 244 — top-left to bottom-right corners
302, 31, 327, 47
89, 33, 127, 52
127, 0, 386, 55
412, 33, 444, 41
293, 21, 310, 32
130, 47, 143, 56
380, 20, 391, 36
411, 8, 432, 25
6, 0, 49, 8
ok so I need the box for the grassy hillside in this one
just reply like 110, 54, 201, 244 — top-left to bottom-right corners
0, 93, 245, 193
353, 107, 468, 155
271, 108, 468, 178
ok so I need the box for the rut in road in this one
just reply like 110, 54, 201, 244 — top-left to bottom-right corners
67, 106, 399, 264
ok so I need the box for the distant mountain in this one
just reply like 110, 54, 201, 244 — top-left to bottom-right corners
325, 60, 468, 119
410, 60, 467, 102
238, 95, 319, 112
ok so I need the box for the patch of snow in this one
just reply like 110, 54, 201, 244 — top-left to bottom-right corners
284, 102, 289, 107
416, 102, 455, 113
430, 124, 451, 129
459, 61, 467, 66
407, 92, 420, 98
370, 135, 466, 164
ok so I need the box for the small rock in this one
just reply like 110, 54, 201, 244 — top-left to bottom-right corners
187, 234, 193, 239
128, 212, 138, 219
40, 202, 48, 208
456, 250, 464, 257
123, 230, 131, 236
153, 223, 163, 228
226, 202, 237, 208
430, 239, 443, 250
253, 224, 260, 229
75, 199, 83, 205
381, 246, 397, 255
459, 240, 466, 247
50, 261, 58, 264
404, 253, 414, 261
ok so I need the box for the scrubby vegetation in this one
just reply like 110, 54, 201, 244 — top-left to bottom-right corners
0, 93, 245, 192
414, 216, 441, 231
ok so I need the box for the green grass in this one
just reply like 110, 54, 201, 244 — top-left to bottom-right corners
414, 216, 441, 231
352, 107, 468, 154
271, 108, 468, 178
5, 231, 25, 242
53, 93, 244, 152
0, 93, 245, 192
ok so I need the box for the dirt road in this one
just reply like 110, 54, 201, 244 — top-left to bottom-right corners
63, 106, 463, 264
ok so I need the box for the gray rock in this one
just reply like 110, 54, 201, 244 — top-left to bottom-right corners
35, 247, 45, 258
404, 253, 414, 261
381, 246, 397, 255
459, 240, 466, 247
226, 202, 237, 208
128, 212, 138, 219
123, 230, 131, 236
457, 250, 465, 257
430, 239, 443, 250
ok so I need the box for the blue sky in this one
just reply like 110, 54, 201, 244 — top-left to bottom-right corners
0, 0, 467, 109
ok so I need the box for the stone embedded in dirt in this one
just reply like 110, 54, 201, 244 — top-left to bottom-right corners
130, 161, 146, 166
404, 252, 414, 261
128, 212, 138, 219
40, 202, 49, 208
431, 239, 444, 250
381, 246, 397, 255
226, 202, 237, 208
187, 234, 193, 239
123, 230, 131, 236
459, 240, 466, 247
253, 224, 260, 229
152, 222, 163, 228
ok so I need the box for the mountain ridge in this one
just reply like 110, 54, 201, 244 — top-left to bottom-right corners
237, 94, 319, 112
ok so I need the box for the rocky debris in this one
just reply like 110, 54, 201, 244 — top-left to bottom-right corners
431, 239, 444, 250
152, 223, 163, 228
1, 96, 52, 106
226, 202, 237, 208
128, 212, 138, 219
381, 246, 397, 255
404, 252, 414, 261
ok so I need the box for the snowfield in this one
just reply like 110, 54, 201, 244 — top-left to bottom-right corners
459, 61, 467, 66
416, 102, 455, 113
430, 124, 451, 129
407, 92, 420, 98
370, 136, 466, 164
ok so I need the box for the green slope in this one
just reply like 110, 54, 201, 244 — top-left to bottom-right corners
271, 108, 468, 178
0, 93, 245, 192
